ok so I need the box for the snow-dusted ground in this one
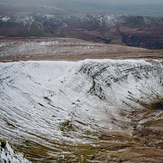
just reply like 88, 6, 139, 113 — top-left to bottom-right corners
0, 37, 150, 62
0, 59, 163, 162
1, 12, 162, 29
0, 141, 31, 163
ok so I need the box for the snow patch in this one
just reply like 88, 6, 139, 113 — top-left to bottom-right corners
39, 41, 54, 46
0, 141, 31, 163
1, 16, 10, 22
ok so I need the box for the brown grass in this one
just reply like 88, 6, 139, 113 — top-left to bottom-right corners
0, 37, 163, 62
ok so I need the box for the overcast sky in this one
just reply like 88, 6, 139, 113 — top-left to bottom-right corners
82, 0, 163, 4
1, 0, 163, 5
0, 0, 163, 17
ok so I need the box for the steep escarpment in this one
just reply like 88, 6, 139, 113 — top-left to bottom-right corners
0, 59, 163, 162
79, 60, 163, 109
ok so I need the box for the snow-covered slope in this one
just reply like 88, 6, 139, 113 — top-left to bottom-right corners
0, 13, 120, 27
1, 12, 163, 30
0, 140, 31, 163
0, 59, 163, 162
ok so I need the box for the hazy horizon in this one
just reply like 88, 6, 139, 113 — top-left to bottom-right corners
0, 0, 163, 17
1, 0, 163, 5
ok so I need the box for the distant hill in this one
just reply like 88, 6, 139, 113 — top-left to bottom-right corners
0, 12, 163, 49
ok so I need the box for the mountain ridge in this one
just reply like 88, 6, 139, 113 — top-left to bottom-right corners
0, 12, 163, 49
0, 59, 163, 162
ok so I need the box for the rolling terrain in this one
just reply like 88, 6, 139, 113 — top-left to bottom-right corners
0, 37, 163, 63
0, 1, 163, 162
0, 12, 163, 49
0, 37, 163, 162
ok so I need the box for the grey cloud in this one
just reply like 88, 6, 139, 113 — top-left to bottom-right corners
0, 0, 163, 17
1, 0, 163, 5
